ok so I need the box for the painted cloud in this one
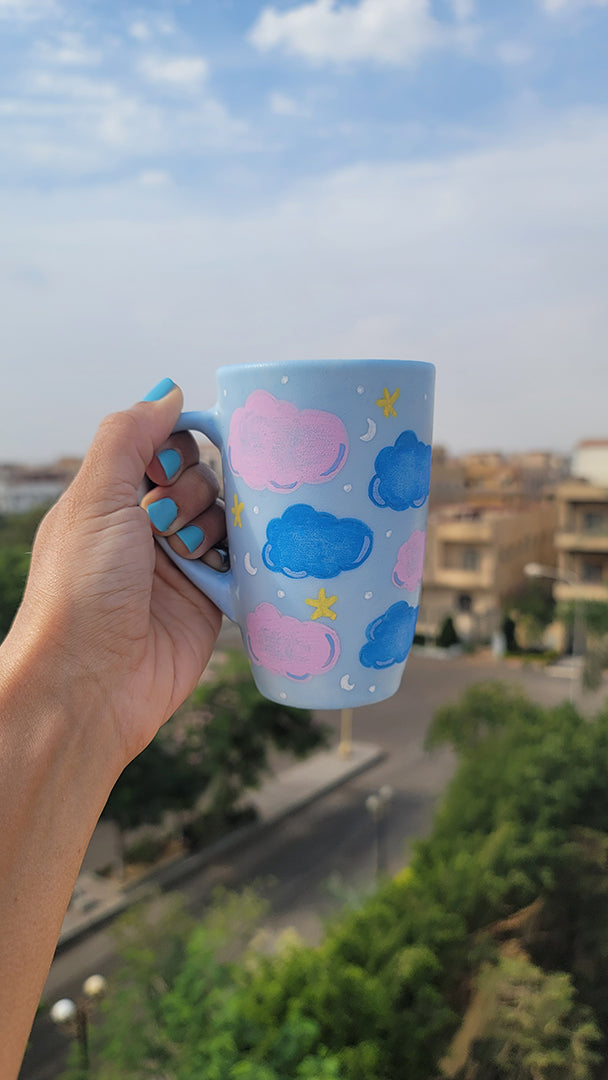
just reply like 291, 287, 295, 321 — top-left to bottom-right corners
246, 602, 340, 680
262, 504, 373, 579
228, 389, 348, 491
369, 430, 432, 510
392, 529, 426, 591
359, 601, 419, 670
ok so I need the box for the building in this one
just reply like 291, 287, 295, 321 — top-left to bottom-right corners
553, 440, 608, 606
418, 501, 557, 643
0, 461, 81, 514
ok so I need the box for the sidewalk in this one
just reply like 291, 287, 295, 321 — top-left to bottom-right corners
57, 740, 384, 952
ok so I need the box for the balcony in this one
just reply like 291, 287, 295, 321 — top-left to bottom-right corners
554, 581, 608, 603
432, 567, 494, 590
434, 519, 493, 544
556, 528, 608, 553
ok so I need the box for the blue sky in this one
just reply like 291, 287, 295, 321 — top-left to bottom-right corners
1, 0, 607, 461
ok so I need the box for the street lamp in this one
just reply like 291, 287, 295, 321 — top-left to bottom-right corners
51, 974, 107, 1075
365, 784, 393, 880
524, 562, 585, 700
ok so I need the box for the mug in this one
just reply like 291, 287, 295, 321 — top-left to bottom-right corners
158, 359, 435, 709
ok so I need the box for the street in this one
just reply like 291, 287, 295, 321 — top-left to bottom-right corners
20, 649, 606, 1079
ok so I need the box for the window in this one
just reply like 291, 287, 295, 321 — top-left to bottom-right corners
458, 593, 472, 612
582, 562, 603, 582
463, 548, 479, 571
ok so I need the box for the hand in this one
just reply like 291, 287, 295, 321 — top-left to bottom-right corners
4, 379, 224, 779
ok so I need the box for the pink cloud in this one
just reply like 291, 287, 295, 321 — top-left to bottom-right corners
227, 390, 348, 491
392, 529, 426, 591
246, 603, 340, 680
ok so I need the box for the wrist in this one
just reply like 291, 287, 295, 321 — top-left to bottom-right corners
0, 625, 121, 810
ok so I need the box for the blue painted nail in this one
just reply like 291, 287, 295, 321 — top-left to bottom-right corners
177, 525, 205, 553
142, 378, 176, 402
157, 448, 181, 481
146, 498, 178, 531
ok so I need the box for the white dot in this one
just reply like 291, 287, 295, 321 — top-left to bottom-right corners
280, 691, 287, 700
281, 375, 289, 384
253, 505, 260, 514
277, 589, 286, 598
357, 385, 364, 394
386, 530, 392, 538
369, 685, 376, 693
364, 591, 373, 599
223, 389, 227, 397
424, 393, 428, 400
344, 483, 352, 492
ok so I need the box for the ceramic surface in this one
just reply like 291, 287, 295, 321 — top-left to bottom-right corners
159, 359, 435, 709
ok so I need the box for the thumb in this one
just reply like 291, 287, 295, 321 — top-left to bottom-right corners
77, 378, 184, 508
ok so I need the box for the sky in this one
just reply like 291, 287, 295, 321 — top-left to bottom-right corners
1, 0, 607, 463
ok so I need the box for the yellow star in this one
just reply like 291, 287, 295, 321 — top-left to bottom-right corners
305, 587, 338, 621
376, 386, 400, 418
231, 492, 244, 528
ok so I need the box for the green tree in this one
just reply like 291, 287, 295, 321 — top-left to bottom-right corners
508, 578, 555, 645
469, 951, 601, 1079
101, 735, 203, 834
437, 615, 460, 649
181, 651, 329, 826
102, 651, 328, 846
0, 502, 50, 640
0, 546, 30, 639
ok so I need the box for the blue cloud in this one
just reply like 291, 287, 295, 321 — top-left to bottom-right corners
369, 430, 432, 511
359, 601, 419, 669
262, 504, 373, 579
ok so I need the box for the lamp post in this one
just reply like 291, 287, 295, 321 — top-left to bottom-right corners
524, 562, 585, 701
338, 707, 353, 758
50, 974, 107, 1076
365, 784, 393, 880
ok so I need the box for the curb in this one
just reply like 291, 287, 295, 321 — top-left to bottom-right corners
56, 743, 385, 954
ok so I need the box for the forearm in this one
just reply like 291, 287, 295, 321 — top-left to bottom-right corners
0, 634, 117, 1080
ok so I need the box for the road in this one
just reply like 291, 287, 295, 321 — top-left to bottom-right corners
19, 649, 605, 1079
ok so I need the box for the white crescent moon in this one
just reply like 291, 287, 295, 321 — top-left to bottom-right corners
340, 673, 355, 691
359, 417, 376, 442
244, 552, 258, 575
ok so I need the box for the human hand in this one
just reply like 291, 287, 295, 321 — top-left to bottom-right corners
5, 378, 224, 780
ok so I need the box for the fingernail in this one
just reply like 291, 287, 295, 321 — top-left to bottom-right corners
157, 448, 181, 480
177, 525, 205, 553
142, 378, 176, 402
146, 497, 178, 531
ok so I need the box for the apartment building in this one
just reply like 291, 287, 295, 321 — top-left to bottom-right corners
418, 501, 557, 642
553, 440, 608, 606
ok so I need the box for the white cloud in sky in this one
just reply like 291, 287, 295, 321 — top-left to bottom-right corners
541, 0, 608, 10
0, 0, 58, 19
496, 40, 534, 65
128, 16, 176, 41
1, 107, 607, 460
138, 54, 209, 90
269, 91, 309, 116
33, 32, 101, 66
249, 0, 475, 65
138, 168, 171, 186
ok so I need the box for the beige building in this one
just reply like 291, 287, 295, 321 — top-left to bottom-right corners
418, 501, 557, 642
554, 440, 608, 606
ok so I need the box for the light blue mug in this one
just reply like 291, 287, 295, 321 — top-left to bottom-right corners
158, 359, 435, 709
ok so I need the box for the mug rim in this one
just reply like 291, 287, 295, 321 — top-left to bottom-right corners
215, 358, 435, 379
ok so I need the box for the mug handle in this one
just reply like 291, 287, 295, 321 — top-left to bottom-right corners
154, 408, 237, 622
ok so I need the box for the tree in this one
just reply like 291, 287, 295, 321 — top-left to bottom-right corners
437, 615, 460, 649
179, 651, 329, 827
0, 546, 30, 639
0, 502, 50, 641
468, 951, 601, 1079
508, 579, 555, 647
101, 650, 329, 849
